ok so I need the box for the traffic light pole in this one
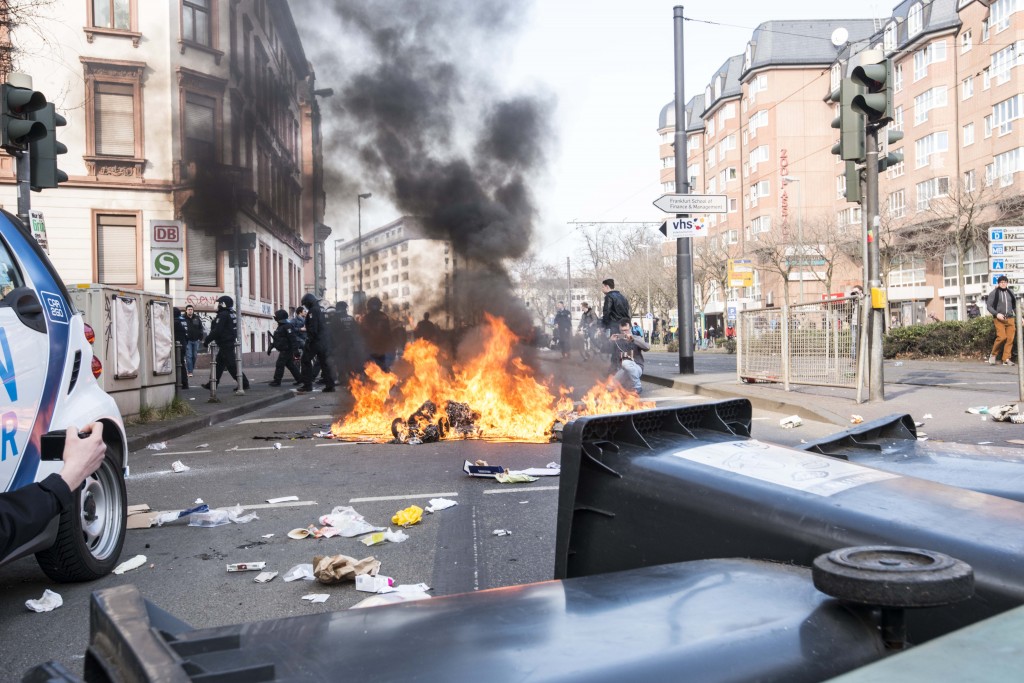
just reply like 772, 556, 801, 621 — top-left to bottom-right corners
15, 149, 31, 225
865, 126, 884, 401
673, 6, 695, 374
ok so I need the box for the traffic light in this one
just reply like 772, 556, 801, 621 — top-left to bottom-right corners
29, 103, 68, 190
1, 83, 47, 152
878, 129, 904, 172
850, 56, 894, 126
830, 79, 865, 162
843, 161, 861, 203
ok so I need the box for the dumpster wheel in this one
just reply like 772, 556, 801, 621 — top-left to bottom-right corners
812, 545, 974, 609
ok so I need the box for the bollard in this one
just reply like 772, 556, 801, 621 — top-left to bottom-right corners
174, 341, 185, 391
207, 343, 220, 403
233, 339, 245, 396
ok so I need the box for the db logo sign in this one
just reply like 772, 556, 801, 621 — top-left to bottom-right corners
154, 225, 179, 242
150, 220, 184, 248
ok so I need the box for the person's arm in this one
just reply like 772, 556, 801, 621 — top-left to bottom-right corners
0, 424, 105, 560
631, 334, 651, 351
985, 290, 998, 317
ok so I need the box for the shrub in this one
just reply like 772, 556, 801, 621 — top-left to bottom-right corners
667, 340, 679, 353
882, 316, 1001, 359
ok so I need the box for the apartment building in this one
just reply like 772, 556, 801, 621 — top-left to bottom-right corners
0, 0, 329, 351
660, 0, 1022, 324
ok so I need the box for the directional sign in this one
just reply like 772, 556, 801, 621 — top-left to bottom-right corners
152, 248, 184, 279
728, 258, 753, 288
659, 216, 708, 238
991, 273, 1024, 286
653, 194, 728, 214
989, 241, 1024, 256
990, 226, 1024, 242
990, 257, 1024, 271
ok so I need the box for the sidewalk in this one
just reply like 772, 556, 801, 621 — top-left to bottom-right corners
124, 365, 299, 452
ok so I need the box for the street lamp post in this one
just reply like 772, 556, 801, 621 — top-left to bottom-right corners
782, 176, 803, 303
639, 244, 652, 324
357, 192, 371, 296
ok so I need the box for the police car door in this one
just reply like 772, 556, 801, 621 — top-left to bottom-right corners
0, 231, 50, 492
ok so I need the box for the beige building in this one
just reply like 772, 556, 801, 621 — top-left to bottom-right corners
0, 0, 329, 351
660, 0, 1023, 325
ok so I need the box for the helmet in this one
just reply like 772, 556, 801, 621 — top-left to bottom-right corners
274, 309, 289, 322
336, 301, 348, 313
367, 296, 382, 312
217, 295, 233, 309
301, 292, 318, 308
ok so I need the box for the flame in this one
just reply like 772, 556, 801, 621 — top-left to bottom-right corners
331, 314, 653, 443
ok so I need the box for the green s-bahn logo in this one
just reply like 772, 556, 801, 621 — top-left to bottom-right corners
154, 251, 180, 276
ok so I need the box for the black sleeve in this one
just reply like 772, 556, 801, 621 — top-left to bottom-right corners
0, 474, 72, 560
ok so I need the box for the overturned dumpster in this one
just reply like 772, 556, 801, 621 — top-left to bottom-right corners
554, 402, 1024, 643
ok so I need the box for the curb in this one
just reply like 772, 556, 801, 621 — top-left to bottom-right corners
126, 390, 298, 452
642, 373, 849, 426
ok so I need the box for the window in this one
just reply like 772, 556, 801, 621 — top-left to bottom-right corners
889, 255, 926, 287
943, 247, 988, 288
92, 0, 130, 30
992, 94, 1021, 136
182, 0, 212, 46
908, 3, 923, 37
991, 42, 1023, 84
884, 23, 897, 52
916, 176, 949, 210
893, 63, 903, 92
751, 215, 771, 234
915, 131, 948, 168
836, 174, 847, 199
687, 163, 700, 180
913, 41, 947, 82
82, 59, 144, 176
830, 63, 841, 91
708, 177, 717, 194
836, 206, 862, 226
95, 213, 138, 286
961, 76, 973, 100
717, 134, 735, 157
95, 83, 135, 155
963, 169, 976, 191
914, 87, 948, 124
706, 148, 716, 168
993, 147, 1022, 185
990, 0, 1019, 32
729, 197, 738, 213
749, 145, 769, 170
888, 189, 906, 218
963, 122, 975, 146
982, 18, 990, 42
984, 114, 993, 138
748, 73, 768, 98
960, 29, 972, 52
749, 109, 768, 135
688, 136, 700, 151
718, 103, 735, 123
886, 154, 905, 179
184, 91, 216, 163
893, 105, 904, 131
661, 156, 675, 168
187, 228, 218, 287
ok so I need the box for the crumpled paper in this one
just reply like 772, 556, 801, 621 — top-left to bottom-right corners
425, 498, 458, 513
392, 505, 423, 527
171, 460, 190, 473
320, 506, 384, 537
360, 528, 410, 546
494, 472, 538, 484
225, 505, 258, 524
283, 563, 315, 582
25, 589, 63, 613
113, 555, 147, 574
313, 554, 381, 584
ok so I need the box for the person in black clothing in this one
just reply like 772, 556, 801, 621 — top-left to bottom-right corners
600, 278, 631, 332
361, 296, 393, 371
330, 301, 366, 384
298, 292, 335, 393
183, 304, 204, 377
414, 312, 440, 344
268, 309, 301, 386
202, 295, 249, 390
0, 424, 106, 562
172, 307, 189, 389
553, 301, 572, 358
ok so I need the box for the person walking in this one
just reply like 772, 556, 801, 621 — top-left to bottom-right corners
268, 309, 301, 386
183, 304, 204, 377
600, 278, 630, 332
298, 293, 336, 393
172, 307, 189, 389
967, 299, 981, 320
553, 301, 572, 359
986, 275, 1017, 366
202, 295, 249, 391
610, 319, 650, 395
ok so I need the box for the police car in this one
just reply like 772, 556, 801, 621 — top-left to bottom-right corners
0, 209, 127, 580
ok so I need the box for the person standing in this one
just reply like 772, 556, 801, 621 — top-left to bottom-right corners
610, 319, 650, 395
172, 307, 190, 389
414, 312, 440, 344
202, 295, 249, 390
183, 304, 204, 377
966, 299, 981, 320
268, 309, 301, 386
331, 301, 366, 384
600, 278, 630, 332
986, 275, 1017, 366
553, 301, 572, 359
361, 296, 393, 371
298, 293, 335, 392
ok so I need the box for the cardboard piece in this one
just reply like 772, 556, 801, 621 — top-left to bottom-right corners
463, 460, 505, 478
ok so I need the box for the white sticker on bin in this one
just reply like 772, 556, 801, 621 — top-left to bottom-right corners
672, 440, 899, 497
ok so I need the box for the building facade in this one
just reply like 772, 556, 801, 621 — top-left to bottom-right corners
0, 0, 329, 351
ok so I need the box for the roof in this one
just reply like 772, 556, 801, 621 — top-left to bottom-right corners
703, 54, 744, 113
658, 94, 706, 133
741, 19, 880, 79
883, 0, 962, 53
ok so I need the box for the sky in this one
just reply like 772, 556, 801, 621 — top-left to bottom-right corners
308, 0, 893, 275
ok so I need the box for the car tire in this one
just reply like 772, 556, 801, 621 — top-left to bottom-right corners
35, 437, 127, 582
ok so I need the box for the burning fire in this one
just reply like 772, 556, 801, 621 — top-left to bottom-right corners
332, 314, 652, 443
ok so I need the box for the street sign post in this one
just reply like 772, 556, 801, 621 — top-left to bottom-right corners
659, 216, 707, 238
991, 273, 1024, 286
728, 258, 753, 288
990, 257, 1024, 271
652, 193, 728, 214
989, 242, 1024, 256
149, 220, 184, 281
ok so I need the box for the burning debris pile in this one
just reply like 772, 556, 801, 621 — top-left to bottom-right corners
333, 315, 652, 444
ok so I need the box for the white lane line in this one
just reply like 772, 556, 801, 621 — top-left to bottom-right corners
128, 470, 180, 479
349, 492, 458, 503
138, 449, 212, 456
227, 445, 295, 452
315, 441, 375, 447
483, 486, 559, 495
238, 500, 318, 510
238, 415, 335, 424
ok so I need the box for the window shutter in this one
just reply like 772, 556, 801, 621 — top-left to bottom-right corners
185, 93, 216, 142
97, 215, 138, 284
187, 228, 218, 287
96, 83, 135, 156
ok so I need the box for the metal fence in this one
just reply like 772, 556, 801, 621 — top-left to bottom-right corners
737, 297, 861, 390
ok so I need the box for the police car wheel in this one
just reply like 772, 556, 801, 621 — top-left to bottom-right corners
35, 438, 127, 582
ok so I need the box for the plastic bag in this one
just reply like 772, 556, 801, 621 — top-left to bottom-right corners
319, 506, 383, 537
188, 510, 231, 527
391, 505, 423, 527
225, 505, 259, 524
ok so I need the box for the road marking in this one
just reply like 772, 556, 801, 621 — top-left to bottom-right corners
315, 441, 376, 447
482, 486, 559, 495
472, 507, 480, 591
239, 500, 318, 510
134, 449, 212, 456
227, 445, 295, 451
349, 492, 458, 503
238, 415, 335, 424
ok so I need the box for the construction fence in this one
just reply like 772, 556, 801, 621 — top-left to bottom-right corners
736, 297, 862, 390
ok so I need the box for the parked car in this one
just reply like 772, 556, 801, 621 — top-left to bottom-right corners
0, 209, 127, 581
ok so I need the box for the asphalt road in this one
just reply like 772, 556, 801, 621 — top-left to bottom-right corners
0, 354, 853, 676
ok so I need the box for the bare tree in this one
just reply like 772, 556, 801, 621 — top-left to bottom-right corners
801, 214, 859, 298
749, 227, 798, 307
693, 237, 731, 313
0, 0, 58, 81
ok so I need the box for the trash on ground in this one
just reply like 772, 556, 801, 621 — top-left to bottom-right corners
127, 504, 151, 515
508, 467, 559, 478
979, 441, 993, 445
967, 406, 990, 415
988, 405, 1020, 422
893, 362, 903, 366
850, 415, 864, 425
273, 443, 282, 450
492, 529, 512, 537
267, 495, 299, 504
351, 590, 432, 609
171, 460, 190, 473
355, 574, 396, 593
194, 498, 204, 505
261, 533, 274, 538
463, 460, 505, 477
155, 504, 210, 527
146, 442, 168, 451
313, 554, 381, 584
301, 594, 330, 604
113, 555, 147, 575
1013, 414, 1024, 425
319, 506, 384, 537
546, 462, 559, 470
25, 589, 63, 613
922, 414, 933, 420
1007, 439, 1024, 445
779, 415, 802, 429
282, 564, 315, 582
360, 528, 409, 546
495, 472, 539, 484
391, 505, 423, 527
915, 421, 925, 427
425, 498, 458, 513
188, 510, 231, 527
197, 444, 209, 448
225, 505, 258, 524
288, 528, 311, 540
127, 505, 159, 529
226, 562, 266, 572
318, 526, 342, 538
254, 571, 278, 583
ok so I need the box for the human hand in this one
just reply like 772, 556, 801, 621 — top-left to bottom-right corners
998, 314, 1006, 321
59, 423, 106, 491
